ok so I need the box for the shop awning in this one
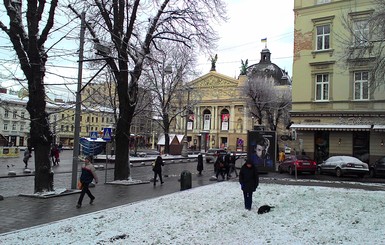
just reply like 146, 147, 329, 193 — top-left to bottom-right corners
290, 124, 372, 131
373, 125, 385, 131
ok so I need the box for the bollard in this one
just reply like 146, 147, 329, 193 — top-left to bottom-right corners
180, 170, 192, 191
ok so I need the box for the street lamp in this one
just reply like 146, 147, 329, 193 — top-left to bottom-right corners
181, 87, 192, 157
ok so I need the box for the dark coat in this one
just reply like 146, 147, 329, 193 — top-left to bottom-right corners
153, 156, 164, 173
197, 154, 203, 171
239, 163, 259, 193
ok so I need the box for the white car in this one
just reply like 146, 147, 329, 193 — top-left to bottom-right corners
317, 156, 369, 177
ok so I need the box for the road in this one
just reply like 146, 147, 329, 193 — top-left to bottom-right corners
1, 150, 385, 198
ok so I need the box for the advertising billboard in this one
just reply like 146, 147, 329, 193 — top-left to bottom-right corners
247, 130, 277, 173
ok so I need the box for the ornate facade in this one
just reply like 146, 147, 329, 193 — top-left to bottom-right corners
291, 0, 385, 164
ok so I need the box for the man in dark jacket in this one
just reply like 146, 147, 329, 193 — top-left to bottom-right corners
153, 156, 164, 186
239, 159, 259, 210
197, 154, 203, 175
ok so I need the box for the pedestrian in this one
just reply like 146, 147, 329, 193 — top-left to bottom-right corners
224, 152, 231, 179
197, 153, 204, 175
229, 153, 239, 177
23, 147, 32, 169
153, 155, 164, 186
76, 156, 98, 208
214, 154, 225, 181
54, 145, 60, 165
239, 159, 259, 210
50, 146, 56, 165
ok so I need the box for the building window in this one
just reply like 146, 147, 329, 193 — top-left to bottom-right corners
316, 0, 331, 4
315, 74, 329, 101
71, 125, 74, 132
354, 71, 369, 100
316, 25, 330, 50
13, 110, 17, 119
66, 125, 69, 131
61, 125, 64, 131
102, 117, 104, 123
4, 110, 9, 118
12, 124, 16, 130
20, 124, 24, 131
353, 20, 369, 46
96, 117, 98, 123
62, 113, 65, 119
4, 124, 8, 130
87, 116, 90, 123
21, 111, 25, 119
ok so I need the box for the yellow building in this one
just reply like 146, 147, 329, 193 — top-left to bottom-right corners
173, 48, 291, 152
291, 0, 385, 164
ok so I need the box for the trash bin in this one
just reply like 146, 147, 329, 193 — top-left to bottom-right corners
180, 170, 192, 191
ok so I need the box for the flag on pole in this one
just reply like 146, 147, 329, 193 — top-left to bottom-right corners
261, 38, 267, 43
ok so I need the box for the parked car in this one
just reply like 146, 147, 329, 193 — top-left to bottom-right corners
317, 156, 369, 177
369, 156, 385, 178
278, 155, 317, 175
205, 148, 227, 163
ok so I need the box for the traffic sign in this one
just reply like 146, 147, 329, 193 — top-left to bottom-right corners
90, 131, 98, 140
102, 128, 112, 141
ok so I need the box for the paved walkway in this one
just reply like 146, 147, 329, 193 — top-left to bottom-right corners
0, 153, 224, 235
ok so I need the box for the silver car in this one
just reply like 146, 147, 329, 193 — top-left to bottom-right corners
317, 156, 368, 177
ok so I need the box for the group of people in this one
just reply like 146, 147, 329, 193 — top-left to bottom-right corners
73, 151, 259, 212
214, 152, 239, 181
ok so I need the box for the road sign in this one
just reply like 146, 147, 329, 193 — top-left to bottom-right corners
102, 128, 112, 141
90, 131, 98, 140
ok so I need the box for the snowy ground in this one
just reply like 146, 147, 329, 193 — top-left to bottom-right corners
1, 182, 384, 244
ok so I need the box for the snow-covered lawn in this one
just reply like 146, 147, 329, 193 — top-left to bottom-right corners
1, 182, 385, 244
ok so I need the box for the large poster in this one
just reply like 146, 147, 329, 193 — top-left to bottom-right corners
187, 114, 194, 130
203, 114, 211, 131
247, 130, 276, 173
221, 114, 229, 131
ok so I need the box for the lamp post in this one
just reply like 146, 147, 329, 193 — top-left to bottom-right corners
181, 87, 192, 157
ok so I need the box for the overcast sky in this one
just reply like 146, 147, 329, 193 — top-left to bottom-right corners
0, 1, 294, 100
196, 0, 294, 78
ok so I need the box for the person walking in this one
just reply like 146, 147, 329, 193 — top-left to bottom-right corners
76, 156, 98, 208
153, 155, 164, 186
229, 153, 239, 177
197, 153, 204, 175
23, 147, 32, 169
239, 159, 259, 210
53, 145, 60, 165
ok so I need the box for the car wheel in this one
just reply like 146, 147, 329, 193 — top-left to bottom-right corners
369, 168, 376, 178
317, 167, 322, 175
335, 168, 343, 177
289, 167, 294, 175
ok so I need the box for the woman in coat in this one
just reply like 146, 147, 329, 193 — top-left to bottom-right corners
197, 154, 204, 175
239, 159, 259, 210
153, 155, 164, 186
77, 156, 98, 208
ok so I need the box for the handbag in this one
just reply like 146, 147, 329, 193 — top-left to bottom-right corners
77, 180, 83, 190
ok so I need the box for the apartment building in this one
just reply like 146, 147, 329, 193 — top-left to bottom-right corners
0, 90, 114, 147
291, 0, 385, 164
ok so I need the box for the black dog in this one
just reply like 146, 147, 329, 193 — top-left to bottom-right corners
257, 205, 275, 214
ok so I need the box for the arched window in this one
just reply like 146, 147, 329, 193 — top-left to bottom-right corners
187, 110, 194, 130
220, 109, 230, 131
203, 109, 211, 131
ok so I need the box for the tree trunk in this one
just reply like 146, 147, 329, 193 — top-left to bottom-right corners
164, 115, 170, 155
27, 68, 53, 192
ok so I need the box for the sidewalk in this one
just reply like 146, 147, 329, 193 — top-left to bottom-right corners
0, 155, 218, 234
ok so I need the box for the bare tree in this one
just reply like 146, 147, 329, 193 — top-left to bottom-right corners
69, 0, 226, 180
244, 75, 291, 131
337, 0, 385, 93
142, 43, 196, 154
0, 0, 59, 192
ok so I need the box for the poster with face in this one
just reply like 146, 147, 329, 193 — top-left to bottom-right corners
247, 130, 276, 173
221, 114, 229, 131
